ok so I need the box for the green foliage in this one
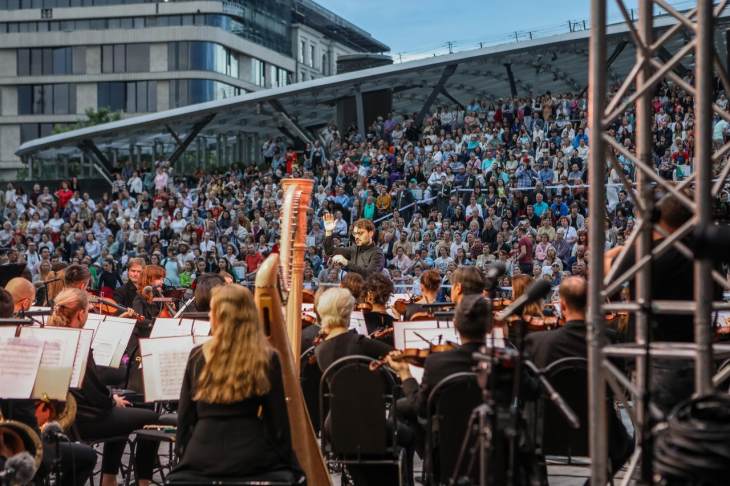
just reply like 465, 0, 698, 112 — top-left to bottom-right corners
52, 107, 122, 134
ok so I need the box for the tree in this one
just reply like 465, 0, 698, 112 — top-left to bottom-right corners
53, 107, 122, 134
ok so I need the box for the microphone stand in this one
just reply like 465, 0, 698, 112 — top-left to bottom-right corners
506, 315, 527, 486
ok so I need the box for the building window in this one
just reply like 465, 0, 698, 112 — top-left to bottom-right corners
322, 53, 327, 75
299, 40, 305, 64
19, 123, 57, 144
17, 83, 76, 115
251, 58, 265, 87
17, 47, 77, 76
310, 44, 315, 68
168, 41, 239, 77
97, 80, 156, 112
277, 68, 289, 87
169, 79, 241, 108
101, 43, 149, 73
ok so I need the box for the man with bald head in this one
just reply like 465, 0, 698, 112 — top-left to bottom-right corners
5, 277, 36, 314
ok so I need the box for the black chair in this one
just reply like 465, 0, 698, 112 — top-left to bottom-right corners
319, 355, 405, 486
300, 346, 322, 434
538, 357, 590, 462
425, 372, 481, 486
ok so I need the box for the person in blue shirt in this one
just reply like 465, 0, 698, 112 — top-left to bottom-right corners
550, 194, 570, 217
533, 192, 549, 219
538, 160, 555, 186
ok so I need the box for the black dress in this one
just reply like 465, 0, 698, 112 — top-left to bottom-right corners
171, 346, 298, 479
315, 330, 393, 372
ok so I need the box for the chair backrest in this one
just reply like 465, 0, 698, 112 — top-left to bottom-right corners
300, 346, 322, 434
320, 355, 398, 458
540, 357, 589, 457
426, 372, 482, 485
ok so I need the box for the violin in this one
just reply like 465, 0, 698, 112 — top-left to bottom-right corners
369, 326, 394, 340
88, 295, 144, 321
149, 286, 176, 318
369, 343, 456, 370
392, 295, 418, 317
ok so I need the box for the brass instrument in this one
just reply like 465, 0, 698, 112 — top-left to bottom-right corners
256, 257, 330, 485
278, 178, 314, 370
0, 412, 44, 476
35, 392, 77, 432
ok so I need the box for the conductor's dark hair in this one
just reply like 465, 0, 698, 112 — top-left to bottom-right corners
194, 273, 226, 312
0, 289, 13, 318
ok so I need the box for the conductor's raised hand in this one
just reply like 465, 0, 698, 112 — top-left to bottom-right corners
323, 212, 336, 235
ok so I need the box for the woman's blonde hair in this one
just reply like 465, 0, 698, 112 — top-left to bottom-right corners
48, 288, 88, 327
194, 284, 272, 403
46, 269, 66, 305
512, 275, 543, 318
317, 287, 355, 332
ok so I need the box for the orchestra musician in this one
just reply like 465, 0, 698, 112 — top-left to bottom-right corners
362, 273, 395, 335
113, 258, 145, 308
525, 276, 633, 479
511, 275, 545, 320
5, 276, 36, 314
47, 288, 159, 486
449, 266, 485, 304
403, 269, 442, 320
44, 264, 67, 306
187, 273, 226, 313
62, 263, 91, 291
340, 272, 365, 303
169, 284, 300, 482
132, 264, 167, 322
0, 288, 97, 486
314, 287, 393, 372
323, 216, 385, 278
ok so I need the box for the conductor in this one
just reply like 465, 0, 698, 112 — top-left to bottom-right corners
323, 214, 385, 278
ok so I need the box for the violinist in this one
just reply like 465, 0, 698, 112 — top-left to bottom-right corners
314, 287, 393, 373
511, 275, 545, 321
362, 273, 395, 335
0, 288, 97, 486
340, 272, 365, 303
114, 258, 145, 308
449, 266, 485, 304
132, 264, 167, 322
47, 288, 159, 486
403, 269, 441, 320
187, 273, 226, 313
62, 263, 91, 291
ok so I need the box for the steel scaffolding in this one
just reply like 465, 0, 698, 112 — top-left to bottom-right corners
587, 1, 730, 484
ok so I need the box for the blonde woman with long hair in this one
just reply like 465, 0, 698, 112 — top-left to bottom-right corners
47, 288, 159, 486
169, 284, 299, 482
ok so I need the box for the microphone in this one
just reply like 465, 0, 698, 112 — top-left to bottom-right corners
0, 451, 36, 485
41, 421, 70, 443
143, 286, 153, 295
496, 279, 552, 321
20, 309, 52, 316
33, 277, 63, 288
483, 262, 506, 290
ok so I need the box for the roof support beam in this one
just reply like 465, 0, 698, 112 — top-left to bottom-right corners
416, 63, 458, 126
438, 87, 465, 110
165, 124, 183, 146
580, 40, 629, 97
77, 139, 114, 186
354, 87, 366, 139
657, 45, 690, 77
168, 113, 216, 164
504, 63, 518, 97
268, 99, 314, 145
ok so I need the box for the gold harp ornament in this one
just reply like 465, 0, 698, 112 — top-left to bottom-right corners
255, 256, 330, 486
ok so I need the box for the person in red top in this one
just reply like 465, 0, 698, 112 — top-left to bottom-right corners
244, 244, 264, 274
55, 180, 74, 209
285, 149, 297, 174
516, 225, 534, 275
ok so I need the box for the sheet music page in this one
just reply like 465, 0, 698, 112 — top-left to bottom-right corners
150, 318, 192, 338
20, 328, 79, 400
104, 316, 137, 325
192, 320, 211, 336
349, 311, 368, 335
140, 336, 195, 402
0, 337, 44, 399
193, 335, 212, 345
70, 329, 94, 388
92, 320, 135, 367
0, 326, 17, 339
83, 318, 103, 338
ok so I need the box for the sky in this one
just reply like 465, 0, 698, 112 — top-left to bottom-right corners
315, 0, 694, 61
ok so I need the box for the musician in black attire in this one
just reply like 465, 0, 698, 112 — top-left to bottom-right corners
323, 215, 385, 278
169, 284, 299, 482
404, 269, 442, 320
47, 288, 159, 486
525, 276, 633, 479
605, 193, 720, 413
315, 287, 393, 372
361, 273, 395, 336
450, 265, 485, 304
0, 289, 96, 486
113, 258, 144, 308
186, 272, 225, 313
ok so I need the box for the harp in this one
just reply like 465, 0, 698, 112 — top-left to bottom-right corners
255, 178, 330, 485
277, 178, 314, 370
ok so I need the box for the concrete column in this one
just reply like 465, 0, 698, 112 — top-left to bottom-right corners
87, 46, 101, 75
1, 87, 18, 116
76, 83, 97, 113
149, 43, 167, 72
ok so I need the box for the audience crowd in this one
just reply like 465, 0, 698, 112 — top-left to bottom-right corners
2, 80, 730, 297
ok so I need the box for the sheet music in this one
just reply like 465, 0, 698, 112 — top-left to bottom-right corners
19, 327, 79, 400
0, 326, 17, 339
349, 311, 368, 335
92, 320, 135, 367
140, 336, 196, 402
0, 337, 44, 399
150, 318, 193, 338
103, 316, 137, 325
192, 320, 211, 336
83, 318, 102, 337
70, 329, 94, 388
193, 335, 212, 345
